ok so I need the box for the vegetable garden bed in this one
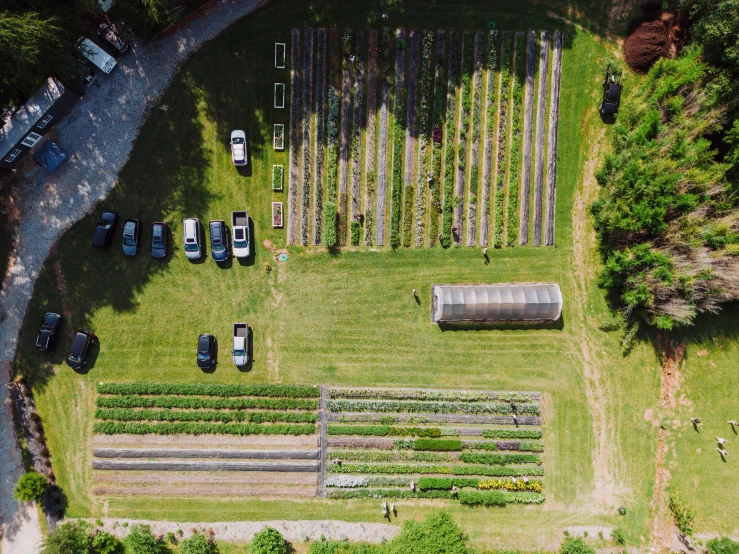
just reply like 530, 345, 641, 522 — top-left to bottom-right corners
275, 42, 286, 68
273, 202, 284, 228
273, 124, 285, 150
274, 82, 285, 108
272, 164, 284, 191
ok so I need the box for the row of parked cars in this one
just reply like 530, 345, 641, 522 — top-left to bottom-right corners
36, 313, 95, 370
197, 323, 250, 370
93, 211, 251, 261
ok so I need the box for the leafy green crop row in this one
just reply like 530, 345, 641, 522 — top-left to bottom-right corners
312, 29, 326, 244
95, 409, 316, 424
96, 395, 318, 411
454, 32, 474, 242
93, 422, 316, 436
481, 429, 542, 439
493, 33, 512, 248
440, 31, 460, 247
459, 452, 541, 465
429, 32, 447, 246
467, 31, 485, 234
97, 383, 319, 398
414, 30, 435, 246
389, 32, 406, 248
506, 32, 525, 246
417, 477, 478, 490
327, 489, 455, 500
328, 399, 540, 415
327, 463, 543, 476
483, 30, 499, 236
413, 439, 463, 451
328, 388, 537, 403
458, 490, 506, 506
327, 425, 442, 437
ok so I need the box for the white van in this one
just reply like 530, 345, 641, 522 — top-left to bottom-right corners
77, 37, 117, 74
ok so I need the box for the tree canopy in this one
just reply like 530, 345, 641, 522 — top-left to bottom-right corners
14, 471, 48, 502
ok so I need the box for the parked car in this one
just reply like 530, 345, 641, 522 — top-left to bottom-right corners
66, 330, 95, 370
151, 221, 167, 258
209, 220, 229, 262
183, 218, 201, 259
232, 322, 249, 366
231, 211, 250, 258
35, 312, 62, 352
230, 130, 247, 166
97, 23, 129, 56
121, 218, 140, 256
92, 210, 117, 248
77, 37, 117, 74
600, 73, 621, 116
197, 333, 216, 369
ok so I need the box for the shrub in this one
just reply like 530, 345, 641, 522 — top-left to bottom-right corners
125, 524, 169, 554
417, 477, 478, 491
611, 528, 625, 546
251, 527, 286, 554
97, 383, 318, 398
458, 490, 506, 506
92, 531, 121, 554
558, 537, 595, 554
180, 532, 218, 554
42, 521, 95, 554
386, 511, 469, 554
413, 439, 463, 451
15, 471, 48, 502
707, 537, 739, 554
668, 494, 695, 536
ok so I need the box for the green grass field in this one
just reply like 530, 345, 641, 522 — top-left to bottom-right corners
12, 0, 739, 549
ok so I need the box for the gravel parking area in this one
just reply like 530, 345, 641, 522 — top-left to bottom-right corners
0, 1, 268, 551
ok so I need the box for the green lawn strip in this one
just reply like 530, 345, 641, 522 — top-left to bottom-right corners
493, 33, 512, 247
94, 408, 317, 423
453, 31, 473, 245
428, 30, 447, 246
440, 31, 460, 248
97, 383, 319, 397
389, 29, 407, 248
96, 396, 318, 410
92, 422, 316, 435
506, 32, 525, 246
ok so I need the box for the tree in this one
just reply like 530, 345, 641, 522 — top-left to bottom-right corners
680, 0, 739, 71
14, 471, 48, 502
92, 531, 121, 554
251, 527, 287, 554
707, 537, 739, 554
125, 524, 169, 554
42, 521, 94, 554
386, 511, 469, 554
180, 532, 218, 554
558, 537, 595, 554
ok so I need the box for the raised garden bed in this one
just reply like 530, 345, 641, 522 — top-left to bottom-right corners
275, 42, 286, 68
273, 124, 285, 150
272, 165, 284, 191
274, 83, 285, 108
272, 202, 284, 228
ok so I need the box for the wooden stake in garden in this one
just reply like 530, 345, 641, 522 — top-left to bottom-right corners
532, 31, 550, 246
544, 31, 563, 247
287, 28, 302, 246
518, 31, 536, 245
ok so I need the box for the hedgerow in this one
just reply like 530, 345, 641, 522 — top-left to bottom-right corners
493, 33, 512, 248
327, 463, 543, 476
97, 383, 319, 398
327, 399, 540, 415
459, 452, 541, 465
328, 388, 537, 403
92, 422, 316, 435
417, 477, 478, 490
482, 429, 542, 439
94, 409, 316, 424
506, 33, 525, 246
413, 439, 463, 451
440, 31, 460, 247
96, 396, 318, 411
327, 425, 442, 437
458, 490, 506, 506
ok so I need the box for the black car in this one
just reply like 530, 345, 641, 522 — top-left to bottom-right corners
97, 23, 129, 56
197, 333, 216, 369
122, 218, 140, 256
92, 210, 117, 248
209, 220, 229, 262
600, 74, 622, 116
35, 312, 62, 352
151, 222, 167, 258
66, 330, 95, 370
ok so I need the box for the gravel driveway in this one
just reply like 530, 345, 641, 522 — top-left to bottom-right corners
0, 1, 268, 551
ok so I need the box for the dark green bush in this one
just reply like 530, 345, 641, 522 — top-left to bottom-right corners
251, 527, 286, 554
458, 490, 506, 506
42, 521, 95, 554
14, 471, 48, 502
180, 532, 218, 554
558, 537, 595, 554
125, 524, 170, 554
417, 477, 478, 491
387, 511, 469, 554
707, 537, 739, 554
413, 439, 463, 451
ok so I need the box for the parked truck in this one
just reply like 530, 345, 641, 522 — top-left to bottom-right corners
231, 211, 250, 258
232, 322, 249, 366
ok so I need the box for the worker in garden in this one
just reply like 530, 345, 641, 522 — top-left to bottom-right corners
716, 437, 727, 445
412, 288, 417, 297
728, 420, 738, 428
717, 448, 728, 457
690, 417, 701, 425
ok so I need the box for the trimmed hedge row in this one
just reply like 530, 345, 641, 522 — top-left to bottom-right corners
328, 388, 538, 403
327, 425, 441, 438
97, 383, 318, 398
327, 463, 543, 477
459, 453, 541, 465
94, 409, 317, 424
413, 439, 463, 451
417, 477, 478, 490
482, 429, 542, 439
458, 490, 506, 506
327, 399, 540, 415
96, 396, 318, 411
92, 422, 316, 436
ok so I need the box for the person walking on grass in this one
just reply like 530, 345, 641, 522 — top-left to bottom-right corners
729, 420, 738, 428
690, 417, 701, 426
716, 437, 728, 446
412, 288, 418, 298
717, 448, 728, 458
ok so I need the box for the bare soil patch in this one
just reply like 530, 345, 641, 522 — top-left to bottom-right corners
623, 7, 686, 74
94, 471, 317, 486
93, 484, 317, 497
93, 434, 318, 449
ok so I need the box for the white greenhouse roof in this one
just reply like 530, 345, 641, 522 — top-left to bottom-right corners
432, 283, 563, 323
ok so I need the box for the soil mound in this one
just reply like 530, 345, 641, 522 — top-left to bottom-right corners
623, 7, 686, 74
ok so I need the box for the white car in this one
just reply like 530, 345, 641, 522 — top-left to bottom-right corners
183, 218, 201, 259
230, 130, 247, 166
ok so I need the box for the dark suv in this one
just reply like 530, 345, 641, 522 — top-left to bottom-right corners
209, 220, 229, 262
35, 312, 62, 352
197, 333, 216, 369
92, 211, 117, 248
66, 330, 95, 370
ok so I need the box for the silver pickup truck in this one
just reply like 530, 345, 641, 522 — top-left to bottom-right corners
232, 323, 249, 366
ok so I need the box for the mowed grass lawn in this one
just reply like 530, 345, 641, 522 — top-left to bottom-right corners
13, 0, 721, 548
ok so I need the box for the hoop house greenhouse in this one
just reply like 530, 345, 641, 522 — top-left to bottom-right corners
431, 283, 563, 323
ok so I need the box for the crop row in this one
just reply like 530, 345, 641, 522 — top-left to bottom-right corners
94, 409, 317, 424
440, 31, 459, 247
466, 441, 543, 452
327, 463, 543, 477
414, 31, 434, 246
482, 429, 541, 439
459, 452, 541, 465
96, 396, 318, 411
328, 388, 538, 403
389, 32, 406, 248
467, 31, 485, 243
506, 33, 525, 246
350, 31, 365, 246
312, 29, 326, 244
493, 33, 512, 248
327, 425, 442, 437
429, 31, 446, 245
97, 383, 319, 398
328, 450, 458, 463
481, 29, 498, 246
300, 29, 314, 246
419, 477, 541, 492
324, 34, 341, 247
93, 422, 316, 436
328, 489, 455, 500
325, 489, 543, 504
327, 399, 540, 415
455, 32, 474, 243
478, 478, 542, 492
